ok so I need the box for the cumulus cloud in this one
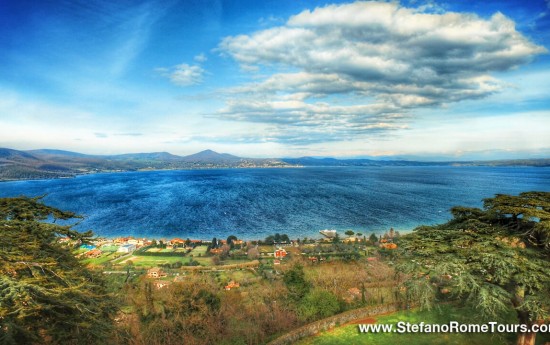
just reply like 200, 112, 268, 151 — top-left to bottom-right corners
217, 1, 546, 142
194, 53, 207, 62
157, 63, 205, 86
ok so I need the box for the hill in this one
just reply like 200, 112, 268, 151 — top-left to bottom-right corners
0, 147, 548, 181
181, 149, 242, 163
0, 148, 293, 181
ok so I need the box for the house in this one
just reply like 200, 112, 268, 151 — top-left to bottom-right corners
147, 268, 167, 279
379, 242, 398, 250
85, 249, 102, 258
127, 238, 139, 245
114, 237, 129, 244
154, 280, 170, 289
117, 243, 136, 253
224, 281, 240, 290
274, 259, 281, 265
274, 248, 287, 259
343, 236, 359, 243
210, 248, 223, 255
170, 238, 186, 246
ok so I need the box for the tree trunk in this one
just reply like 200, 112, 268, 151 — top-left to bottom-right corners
516, 329, 536, 345
512, 287, 537, 345
515, 310, 536, 345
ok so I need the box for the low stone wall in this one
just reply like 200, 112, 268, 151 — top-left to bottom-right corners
267, 303, 400, 345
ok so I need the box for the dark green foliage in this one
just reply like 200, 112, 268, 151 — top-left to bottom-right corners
0, 196, 117, 345
264, 233, 290, 244
283, 264, 311, 300
369, 233, 378, 244
297, 289, 340, 322
397, 192, 550, 344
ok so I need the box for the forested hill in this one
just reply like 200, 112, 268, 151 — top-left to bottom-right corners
0, 147, 548, 181
0, 148, 291, 181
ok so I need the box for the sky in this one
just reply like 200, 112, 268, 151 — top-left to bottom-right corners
1, 0, 549, 159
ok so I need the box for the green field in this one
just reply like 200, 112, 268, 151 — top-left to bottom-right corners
297, 304, 550, 345
82, 252, 121, 266
112, 255, 186, 267
100, 245, 119, 252
189, 246, 208, 256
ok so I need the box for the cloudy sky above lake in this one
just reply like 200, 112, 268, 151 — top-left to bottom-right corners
1, 0, 549, 159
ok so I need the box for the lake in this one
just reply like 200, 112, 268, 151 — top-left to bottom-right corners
0, 166, 549, 240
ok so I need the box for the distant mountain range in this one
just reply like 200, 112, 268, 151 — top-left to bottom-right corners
282, 156, 550, 167
0, 148, 291, 181
0, 147, 548, 181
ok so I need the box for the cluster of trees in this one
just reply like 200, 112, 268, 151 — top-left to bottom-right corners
398, 191, 550, 345
150, 238, 199, 249
263, 233, 290, 244
157, 259, 200, 269
283, 264, 341, 321
0, 197, 117, 345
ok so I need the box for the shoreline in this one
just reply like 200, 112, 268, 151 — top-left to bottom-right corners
0, 165, 304, 183
86, 228, 416, 243
3, 164, 549, 183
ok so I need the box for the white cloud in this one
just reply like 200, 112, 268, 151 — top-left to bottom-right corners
158, 63, 205, 86
217, 1, 546, 143
194, 53, 207, 62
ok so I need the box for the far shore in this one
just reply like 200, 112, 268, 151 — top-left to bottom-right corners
85, 228, 415, 243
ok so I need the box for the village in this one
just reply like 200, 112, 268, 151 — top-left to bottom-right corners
67, 229, 401, 291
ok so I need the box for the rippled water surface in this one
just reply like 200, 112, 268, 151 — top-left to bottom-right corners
1, 166, 549, 239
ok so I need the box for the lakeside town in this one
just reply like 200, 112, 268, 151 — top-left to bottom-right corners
69, 229, 401, 291
4, 192, 549, 345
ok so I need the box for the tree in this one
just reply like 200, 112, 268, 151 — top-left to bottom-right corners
356, 232, 363, 237
247, 246, 260, 260
369, 233, 378, 244
0, 196, 117, 345
297, 289, 340, 322
344, 230, 355, 237
226, 235, 237, 248
397, 192, 550, 345
264, 235, 275, 245
281, 234, 290, 243
283, 264, 311, 301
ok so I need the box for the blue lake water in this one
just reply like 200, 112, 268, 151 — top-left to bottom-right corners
0, 166, 549, 240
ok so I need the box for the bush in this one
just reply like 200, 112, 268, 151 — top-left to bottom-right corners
297, 289, 340, 322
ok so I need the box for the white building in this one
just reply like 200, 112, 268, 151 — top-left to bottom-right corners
117, 243, 136, 253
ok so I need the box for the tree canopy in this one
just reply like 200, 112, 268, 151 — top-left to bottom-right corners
397, 192, 550, 345
0, 196, 117, 345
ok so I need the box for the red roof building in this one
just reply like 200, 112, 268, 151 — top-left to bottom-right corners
274, 248, 287, 259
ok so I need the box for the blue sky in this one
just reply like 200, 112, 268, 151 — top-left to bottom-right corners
1, 0, 549, 159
